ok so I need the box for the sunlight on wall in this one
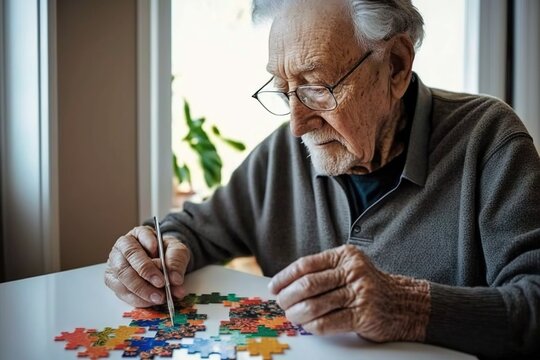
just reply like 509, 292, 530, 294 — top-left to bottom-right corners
171, 0, 468, 194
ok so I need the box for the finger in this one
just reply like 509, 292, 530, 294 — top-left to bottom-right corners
163, 237, 190, 287
277, 268, 347, 310
302, 308, 356, 336
129, 226, 158, 258
171, 285, 186, 299
285, 285, 357, 325
115, 234, 164, 288
115, 259, 165, 304
269, 248, 339, 294
104, 268, 155, 307
152, 258, 162, 271
151, 249, 185, 298
109, 240, 165, 304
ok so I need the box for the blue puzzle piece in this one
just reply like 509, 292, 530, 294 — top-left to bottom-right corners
122, 337, 180, 358
129, 319, 163, 328
183, 338, 236, 359
229, 331, 248, 345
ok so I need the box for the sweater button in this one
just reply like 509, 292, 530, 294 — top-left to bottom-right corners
352, 226, 361, 234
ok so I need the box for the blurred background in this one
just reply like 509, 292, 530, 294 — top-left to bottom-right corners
1, 0, 538, 281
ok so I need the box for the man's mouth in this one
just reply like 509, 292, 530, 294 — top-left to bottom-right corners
315, 140, 338, 146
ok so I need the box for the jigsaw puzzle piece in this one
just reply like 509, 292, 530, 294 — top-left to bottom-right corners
183, 337, 237, 359
129, 319, 163, 328
54, 328, 97, 350
246, 325, 279, 337
123, 308, 168, 321
122, 337, 180, 358
154, 323, 205, 340
77, 345, 110, 359
197, 292, 228, 304
228, 331, 248, 345
101, 325, 146, 349
237, 338, 289, 360
177, 293, 199, 307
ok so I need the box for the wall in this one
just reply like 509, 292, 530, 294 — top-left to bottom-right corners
57, 0, 138, 270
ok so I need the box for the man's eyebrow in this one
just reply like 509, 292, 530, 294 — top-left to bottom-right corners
265, 61, 321, 77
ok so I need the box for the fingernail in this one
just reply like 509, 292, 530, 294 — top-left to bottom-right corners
170, 272, 182, 285
151, 293, 162, 304
151, 275, 163, 287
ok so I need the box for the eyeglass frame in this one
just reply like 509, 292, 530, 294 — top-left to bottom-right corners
252, 50, 373, 116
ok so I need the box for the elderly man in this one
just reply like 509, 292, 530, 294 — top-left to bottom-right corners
105, 0, 540, 358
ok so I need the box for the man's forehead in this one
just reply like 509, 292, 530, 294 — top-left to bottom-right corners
265, 0, 359, 76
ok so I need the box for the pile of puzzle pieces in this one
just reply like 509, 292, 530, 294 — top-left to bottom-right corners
55, 292, 310, 359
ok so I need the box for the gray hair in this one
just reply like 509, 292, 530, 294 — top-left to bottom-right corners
252, 0, 425, 50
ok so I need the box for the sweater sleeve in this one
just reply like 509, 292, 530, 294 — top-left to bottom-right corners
156, 125, 283, 273
426, 135, 540, 359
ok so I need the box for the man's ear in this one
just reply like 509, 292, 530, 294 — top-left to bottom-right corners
388, 34, 415, 99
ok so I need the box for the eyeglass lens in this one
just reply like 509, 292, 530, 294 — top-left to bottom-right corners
256, 91, 290, 115
297, 86, 337, 111
257, 86, 337, 115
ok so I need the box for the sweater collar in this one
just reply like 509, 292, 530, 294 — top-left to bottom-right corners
401, 74, 432, 186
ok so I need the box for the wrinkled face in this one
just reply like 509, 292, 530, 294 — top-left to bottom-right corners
267, 1, 400, 175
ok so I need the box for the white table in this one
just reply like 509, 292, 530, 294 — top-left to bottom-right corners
0, 264, 477, 359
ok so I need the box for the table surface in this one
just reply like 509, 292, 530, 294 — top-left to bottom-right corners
0, 264, 477, 360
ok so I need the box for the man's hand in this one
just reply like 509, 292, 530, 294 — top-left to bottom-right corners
104, 226, 190, 307
268, 245, 430, 342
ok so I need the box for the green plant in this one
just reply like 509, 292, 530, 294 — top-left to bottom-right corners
173, 100, 246, 189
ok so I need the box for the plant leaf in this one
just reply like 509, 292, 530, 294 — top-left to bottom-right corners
172, 154, 192, 187
179, 99, 244, 188
211, 125, 246, 152
173, 154, 182, 183
222, 138, 246, 151
179, 164, 191, 186
183, 99, 193, 127
200, 154, 222, 187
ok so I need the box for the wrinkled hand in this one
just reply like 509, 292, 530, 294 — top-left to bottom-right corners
104, 226, 191, 307
268, 245, 430, 342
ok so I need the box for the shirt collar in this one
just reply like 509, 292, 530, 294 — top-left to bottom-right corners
401, 74, 432, 186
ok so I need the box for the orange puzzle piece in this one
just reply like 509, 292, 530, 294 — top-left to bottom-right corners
122, 308, 168, 321
237, 338, 290, 360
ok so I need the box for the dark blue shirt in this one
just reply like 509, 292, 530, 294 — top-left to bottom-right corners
345, 151, 407, 218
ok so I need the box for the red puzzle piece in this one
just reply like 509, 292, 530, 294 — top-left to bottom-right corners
55, 328, 97, 350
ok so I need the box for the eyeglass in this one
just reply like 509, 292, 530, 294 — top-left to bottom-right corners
252, 50, 373, 116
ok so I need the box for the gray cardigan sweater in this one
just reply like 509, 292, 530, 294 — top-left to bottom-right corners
160, 77, 540, 358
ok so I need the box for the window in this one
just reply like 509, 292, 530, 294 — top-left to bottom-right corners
171, 0, 470, 196
171, 0, 274, 197
413, 0, 468, 92
0, 0, 59, 280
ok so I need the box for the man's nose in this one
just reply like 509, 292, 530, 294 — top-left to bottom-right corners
289, 96, 322, 137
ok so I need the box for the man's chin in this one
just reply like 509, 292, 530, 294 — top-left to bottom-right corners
307, 147, 359, 176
